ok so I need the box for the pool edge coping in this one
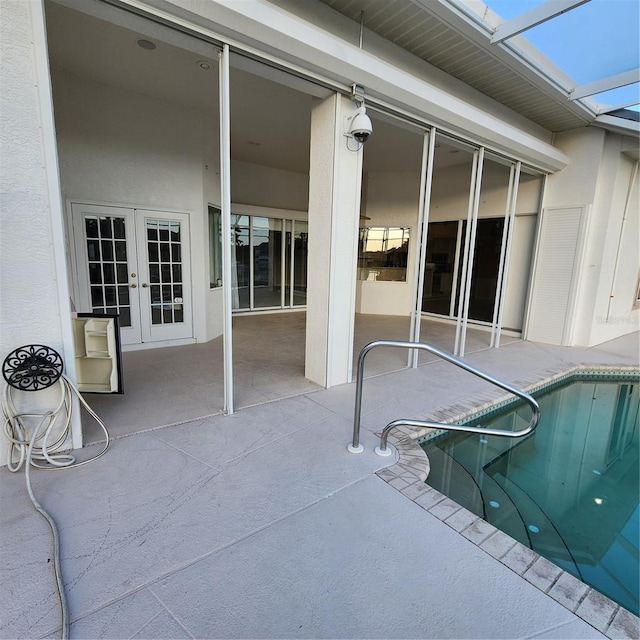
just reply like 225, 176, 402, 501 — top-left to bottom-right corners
375, 363, 640, 640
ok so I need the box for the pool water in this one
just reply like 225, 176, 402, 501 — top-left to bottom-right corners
421, 377, 639, 616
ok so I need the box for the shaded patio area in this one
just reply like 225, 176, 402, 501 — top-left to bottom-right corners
81, 313, 519, 442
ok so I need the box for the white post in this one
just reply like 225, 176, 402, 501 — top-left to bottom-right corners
305, 93, 363, 387
409, 128, 436, 367
491, 162, 521, 348
456, 147, 484, 358
219, 45, 234, 414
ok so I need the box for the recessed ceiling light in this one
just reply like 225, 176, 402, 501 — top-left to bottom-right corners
197, 60, 211, 70
137, 39, 156, 50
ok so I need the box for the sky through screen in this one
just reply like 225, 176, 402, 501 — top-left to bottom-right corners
484, 0, 640, 111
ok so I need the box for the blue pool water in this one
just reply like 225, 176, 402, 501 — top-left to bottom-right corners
421, 377, 639, 616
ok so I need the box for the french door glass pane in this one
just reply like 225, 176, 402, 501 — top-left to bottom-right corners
85, 215, 132, 326
146, 218, 184, 325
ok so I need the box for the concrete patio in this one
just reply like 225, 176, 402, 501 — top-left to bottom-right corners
1, 331, 639, 639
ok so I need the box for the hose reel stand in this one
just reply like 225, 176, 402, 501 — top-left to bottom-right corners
2, 344, 111, 639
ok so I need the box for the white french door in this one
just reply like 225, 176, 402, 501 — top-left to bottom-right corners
71, 203, 193, 346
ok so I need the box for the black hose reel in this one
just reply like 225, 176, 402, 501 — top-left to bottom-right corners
2, 344, 64, 392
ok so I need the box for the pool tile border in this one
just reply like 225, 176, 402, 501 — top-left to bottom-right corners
375, 364, 640, 640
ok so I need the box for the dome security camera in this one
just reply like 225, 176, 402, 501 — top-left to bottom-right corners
350, 110, 373, 143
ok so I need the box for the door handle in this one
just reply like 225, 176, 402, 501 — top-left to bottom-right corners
141, 283, 149, 288
130, 283, 137, 288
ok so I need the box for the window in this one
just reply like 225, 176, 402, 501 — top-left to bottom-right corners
358, 227, 410, 282
208, 206, 222, 288
230, 213, 308, 311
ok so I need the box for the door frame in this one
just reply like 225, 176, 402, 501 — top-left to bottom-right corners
67, 199, 196, 350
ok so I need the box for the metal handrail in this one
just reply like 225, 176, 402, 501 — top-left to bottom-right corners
348, 340, 540, 455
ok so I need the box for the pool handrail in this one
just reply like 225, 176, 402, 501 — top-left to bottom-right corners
348, 340, 540, 455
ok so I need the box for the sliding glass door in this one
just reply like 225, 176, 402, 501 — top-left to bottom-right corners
231, 213, 307, 311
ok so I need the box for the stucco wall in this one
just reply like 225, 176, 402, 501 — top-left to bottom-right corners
231, 160, 308, 212
0, 0, 78, 456
587, 142, 639, 345
542, 128, 639, 346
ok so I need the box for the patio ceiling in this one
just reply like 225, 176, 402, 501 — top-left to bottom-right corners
43, 0, 436, 174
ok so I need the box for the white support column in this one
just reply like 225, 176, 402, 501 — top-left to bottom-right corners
219, 44, 234, 414
305, 93, 363, 388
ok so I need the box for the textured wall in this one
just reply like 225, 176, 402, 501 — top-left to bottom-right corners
0, 0, 76, 456
543, 129, 639, 346
1, 1, 64, 349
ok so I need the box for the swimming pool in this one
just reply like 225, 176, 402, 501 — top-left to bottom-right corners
420, 376, 639, 616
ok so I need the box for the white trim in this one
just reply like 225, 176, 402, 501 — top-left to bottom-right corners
113, 0, 568, 172
492, 162, 521, 348
458, 147, 484, 357
592, 115, 640, 137
123, 337, 196, 351
490, 0, 589, 44
421, 313, 522, 337
326, 94, 341, 386
563, 205, 591, 345
410, 129, 436, 367
231, 203, 308, 219
29, 0, 83, 449
521, 174, 547, 340
219, 44, 234, 414
571, 69, 640, 101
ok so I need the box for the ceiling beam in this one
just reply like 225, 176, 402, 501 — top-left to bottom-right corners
598, 99, 640, 114
570, 69, 640, 101
490, 0, 590, 44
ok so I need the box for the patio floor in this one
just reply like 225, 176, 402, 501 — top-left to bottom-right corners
79, 313, 518, 442
1, 331, 638, 639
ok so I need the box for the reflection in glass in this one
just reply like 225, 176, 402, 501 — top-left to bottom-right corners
465, 217, 505, 322
101, 240, 113, 262
91, 287, 104, 307
422, 221, 459, 315
293, 221, 308, 306
358, 227, 410, 281
99, 217, 112, 238
208, 207, 223, 287
253, 217, 282, 309
87, 240, 100, 261
85, 218, 98, 238
232, 215, 250, 310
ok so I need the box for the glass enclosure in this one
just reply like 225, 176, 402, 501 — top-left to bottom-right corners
231, 213, 308, 311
